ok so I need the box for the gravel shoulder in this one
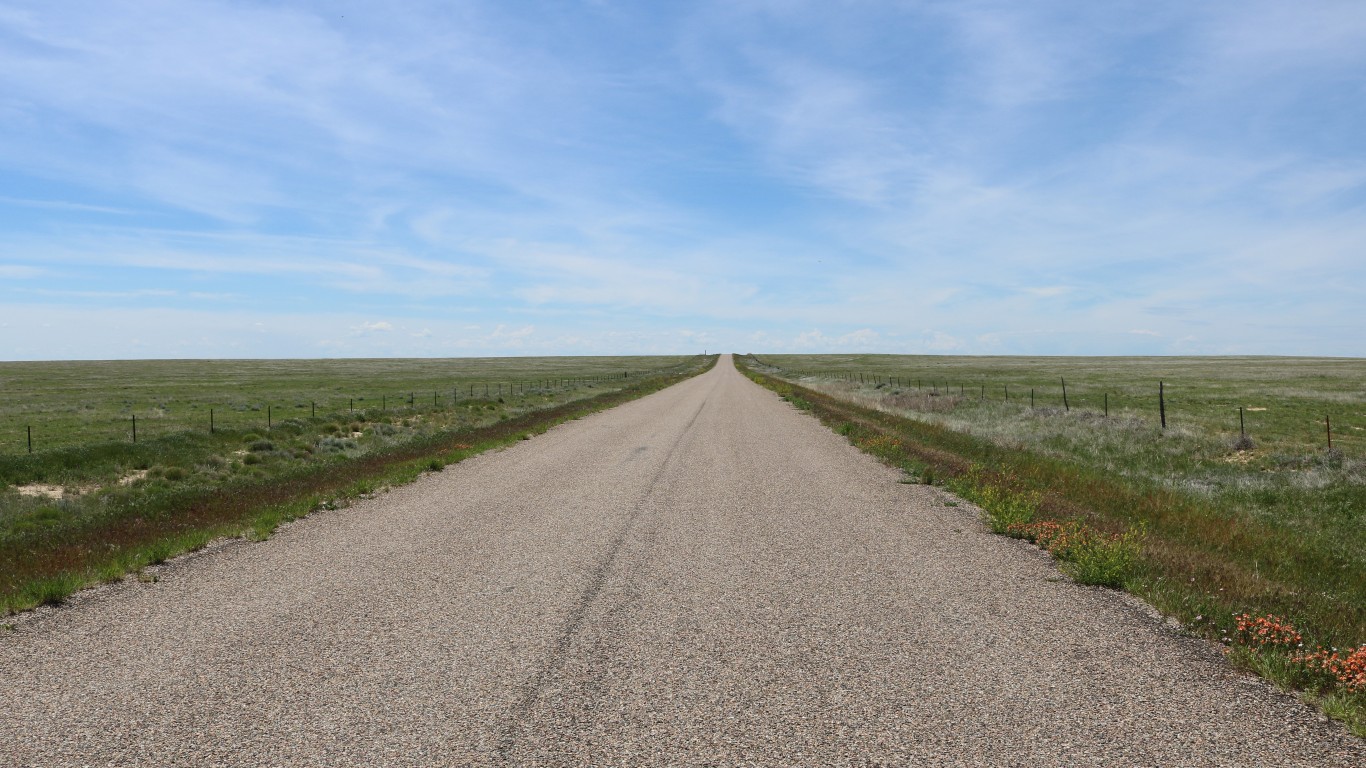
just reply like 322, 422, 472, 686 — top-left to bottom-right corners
2, 355, 1361, 766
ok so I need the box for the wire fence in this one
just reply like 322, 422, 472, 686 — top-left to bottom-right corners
747, 356, 1362, 456
5, 374, 636, 456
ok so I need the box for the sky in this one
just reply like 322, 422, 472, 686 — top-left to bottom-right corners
1, 0, 1364, 360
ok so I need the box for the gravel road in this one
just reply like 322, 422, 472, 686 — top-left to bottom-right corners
2, 355, 1361, 766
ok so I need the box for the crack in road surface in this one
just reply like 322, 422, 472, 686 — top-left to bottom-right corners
1, 355, 1361, 766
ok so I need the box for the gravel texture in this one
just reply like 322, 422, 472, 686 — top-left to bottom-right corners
2, 355, 1362, 766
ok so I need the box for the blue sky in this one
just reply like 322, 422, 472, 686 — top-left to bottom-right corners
2, 0, 1364, 360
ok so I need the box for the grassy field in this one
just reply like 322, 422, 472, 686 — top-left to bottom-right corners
1, 356, 689, 453
756, 354, 1364, 456
740, 354, 1365, 735
757, 354, 1365, 582
0, 355, 710, 613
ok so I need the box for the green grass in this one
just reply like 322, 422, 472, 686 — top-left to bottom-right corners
0, 356, 693, 453
0, 355, 716, 613
1, 355, 698, 499
756, 352, 1363, 455
737, 354, 1364, 735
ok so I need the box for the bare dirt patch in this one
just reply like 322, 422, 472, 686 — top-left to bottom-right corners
16, 484, 66, 499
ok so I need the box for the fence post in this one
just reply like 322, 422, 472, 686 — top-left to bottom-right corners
1104, 394, 1108, 418
28, 425, 32, 454
312, 401, 316, 418
1159, 381, 1166, 430
1061, 378, 1069, 411
1240, 406, 1245, 438
267, 406, 272, 431
1030, 388, 1035, 410
132, 414, 137, 443
1326, 415, 1333, 452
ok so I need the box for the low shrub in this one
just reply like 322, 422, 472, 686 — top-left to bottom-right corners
949, 469, 1041, 534
1007, 519, 1144, 588
1062, 527, 1143, 587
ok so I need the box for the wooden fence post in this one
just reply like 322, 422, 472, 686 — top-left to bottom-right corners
1159, 381, 1166, 430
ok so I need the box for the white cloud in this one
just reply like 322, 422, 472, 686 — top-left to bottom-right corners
0, 2, 1362, 358
354, 321, 394, 334
0, 265, 45, 279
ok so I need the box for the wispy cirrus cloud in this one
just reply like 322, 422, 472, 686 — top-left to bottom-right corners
0, 1, 1362, 359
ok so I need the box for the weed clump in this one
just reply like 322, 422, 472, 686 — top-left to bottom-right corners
1060, 526, 1142, 588
947, 465, 1041, 534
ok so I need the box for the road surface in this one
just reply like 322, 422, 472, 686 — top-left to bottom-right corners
2, 355, 1361, 766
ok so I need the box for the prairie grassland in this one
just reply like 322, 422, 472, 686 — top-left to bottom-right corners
740, 354, 1365, 732
757, 355, 1364, 582
0, 355, 711, 613
759, 353, 1364, 456
0, 356, 689, 453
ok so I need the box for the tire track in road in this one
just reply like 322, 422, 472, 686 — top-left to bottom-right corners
492, 392, 713, 763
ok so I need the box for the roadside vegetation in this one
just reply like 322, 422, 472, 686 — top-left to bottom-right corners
737, 353, 1364, 737
1, 355, 716, 615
